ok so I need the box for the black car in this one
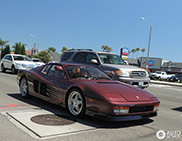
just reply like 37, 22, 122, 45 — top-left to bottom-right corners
168, 74, 182, 82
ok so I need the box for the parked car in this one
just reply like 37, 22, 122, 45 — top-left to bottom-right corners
17, 62, 160, 121
149, 71, 173, 80
168, 74, 182, 82
1, 54, 37, 74
60, 49, 150, 89
30, 58, 45, 66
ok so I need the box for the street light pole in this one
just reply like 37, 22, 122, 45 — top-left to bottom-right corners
30, 34, 40, 52
141, 17, 152, 71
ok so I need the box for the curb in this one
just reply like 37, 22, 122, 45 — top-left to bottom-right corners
150, 80, 182, 87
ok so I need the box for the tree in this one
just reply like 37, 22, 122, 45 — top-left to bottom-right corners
33, 50, 51, 63
136, 47, 140, 58
0, 38, 9, 59
12, 42, 27, 55
21, 44, 26, 55
13, 42, 22, 54
60, 46, 68, 57
131, 49, 136, 58
141, 48, 145, 57
48, 47, 56, 53
101, 45, 112, 52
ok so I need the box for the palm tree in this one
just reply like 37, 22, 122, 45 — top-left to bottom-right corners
101, 45, 107, 51
60, 46, 68, 57
131, 49, 136, 58
0, 38, 9, 59
141, 48, 145, 57
101, 45, 112, 52
136, 47, 140, 58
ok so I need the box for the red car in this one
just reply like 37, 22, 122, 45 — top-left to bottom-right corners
17, 62, 160, 121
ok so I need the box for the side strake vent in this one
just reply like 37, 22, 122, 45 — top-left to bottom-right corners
40, 82, 48, 96
33, 80, 39, 93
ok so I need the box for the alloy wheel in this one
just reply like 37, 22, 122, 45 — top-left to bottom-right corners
67, 89, 85, 117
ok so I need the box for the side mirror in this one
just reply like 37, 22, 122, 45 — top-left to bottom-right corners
91, 59, 98, 64
104, 71, 115, 78
55, 66, 64, 71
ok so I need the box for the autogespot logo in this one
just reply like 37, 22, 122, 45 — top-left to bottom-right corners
156, 129, 181, 139
156, 130, 166, 140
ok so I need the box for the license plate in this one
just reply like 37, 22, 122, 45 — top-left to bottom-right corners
139, 81, 143, 86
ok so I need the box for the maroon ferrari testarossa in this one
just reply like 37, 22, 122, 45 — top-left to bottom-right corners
17, 62, 160, 121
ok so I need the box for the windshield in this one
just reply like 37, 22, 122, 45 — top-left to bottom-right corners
98, 53, 125, 65
156, 72, 161, 74
65, 65, 111, 80
33, 59, 43, 62
13, 55, 31, 61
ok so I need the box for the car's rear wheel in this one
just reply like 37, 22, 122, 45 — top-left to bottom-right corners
1, 64, 6, 72
67, 89, 85, 117
11, 66, 17, 74
20, 77, 29, 98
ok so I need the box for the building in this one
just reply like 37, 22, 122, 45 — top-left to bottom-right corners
161, 62, 182, 74
127, 57, 182, 74
31, 43, 38, 57
138, 57, 167, 72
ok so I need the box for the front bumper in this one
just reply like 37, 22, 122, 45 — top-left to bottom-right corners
118, 77, 150, 88
86, 110, 157, 121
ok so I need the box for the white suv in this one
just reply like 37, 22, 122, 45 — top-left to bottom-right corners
1, 54, 37, 74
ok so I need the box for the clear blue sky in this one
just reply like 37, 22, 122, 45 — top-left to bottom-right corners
1, 0, 182, 62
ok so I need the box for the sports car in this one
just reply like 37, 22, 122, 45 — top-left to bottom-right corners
17, 62, 160, 121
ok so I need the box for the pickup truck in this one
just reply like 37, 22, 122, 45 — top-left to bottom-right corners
150, 71, 173, 80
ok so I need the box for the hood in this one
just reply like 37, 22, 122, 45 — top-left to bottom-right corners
34, 62, 45, 66
14, 60, 36, 65
82, 80, 156, 102
103, 64, 146, 72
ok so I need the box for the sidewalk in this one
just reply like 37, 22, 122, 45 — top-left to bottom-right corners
150, 80, 182, 87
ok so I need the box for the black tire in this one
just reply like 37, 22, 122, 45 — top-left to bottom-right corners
11, 66, 17, 74
20, 77, 29, 98
1, 64, 6, 72
67, 88, 85, 117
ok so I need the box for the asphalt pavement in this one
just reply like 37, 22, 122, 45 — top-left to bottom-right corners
150, 80, 182, 87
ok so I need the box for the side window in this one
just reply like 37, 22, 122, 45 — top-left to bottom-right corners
41, 65, 51, 74
86, 53, 98, 63
47, 65, 67, 79
8, 56, 12, 61
4, 55, 9, 60
73, 52, 87, 63
61, 52, 74, 61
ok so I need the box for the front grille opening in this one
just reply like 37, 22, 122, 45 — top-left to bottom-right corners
129, 105, 154, 113
131, 71, 146, 77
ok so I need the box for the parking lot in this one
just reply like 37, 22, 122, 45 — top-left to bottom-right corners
0, 71, 182, 141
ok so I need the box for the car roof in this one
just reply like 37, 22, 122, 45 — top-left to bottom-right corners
65, 50, 117, 55
32, 58, 40, 60
48, 62, 94, 68
6, 54, 27, 57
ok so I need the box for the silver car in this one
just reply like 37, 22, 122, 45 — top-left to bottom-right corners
60, 49, 150, 88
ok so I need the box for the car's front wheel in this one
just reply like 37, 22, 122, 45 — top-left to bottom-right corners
11, 66, 17, 74
67, 89, 85, 117
1, 64, 6, 72
20, 77, 29, 98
